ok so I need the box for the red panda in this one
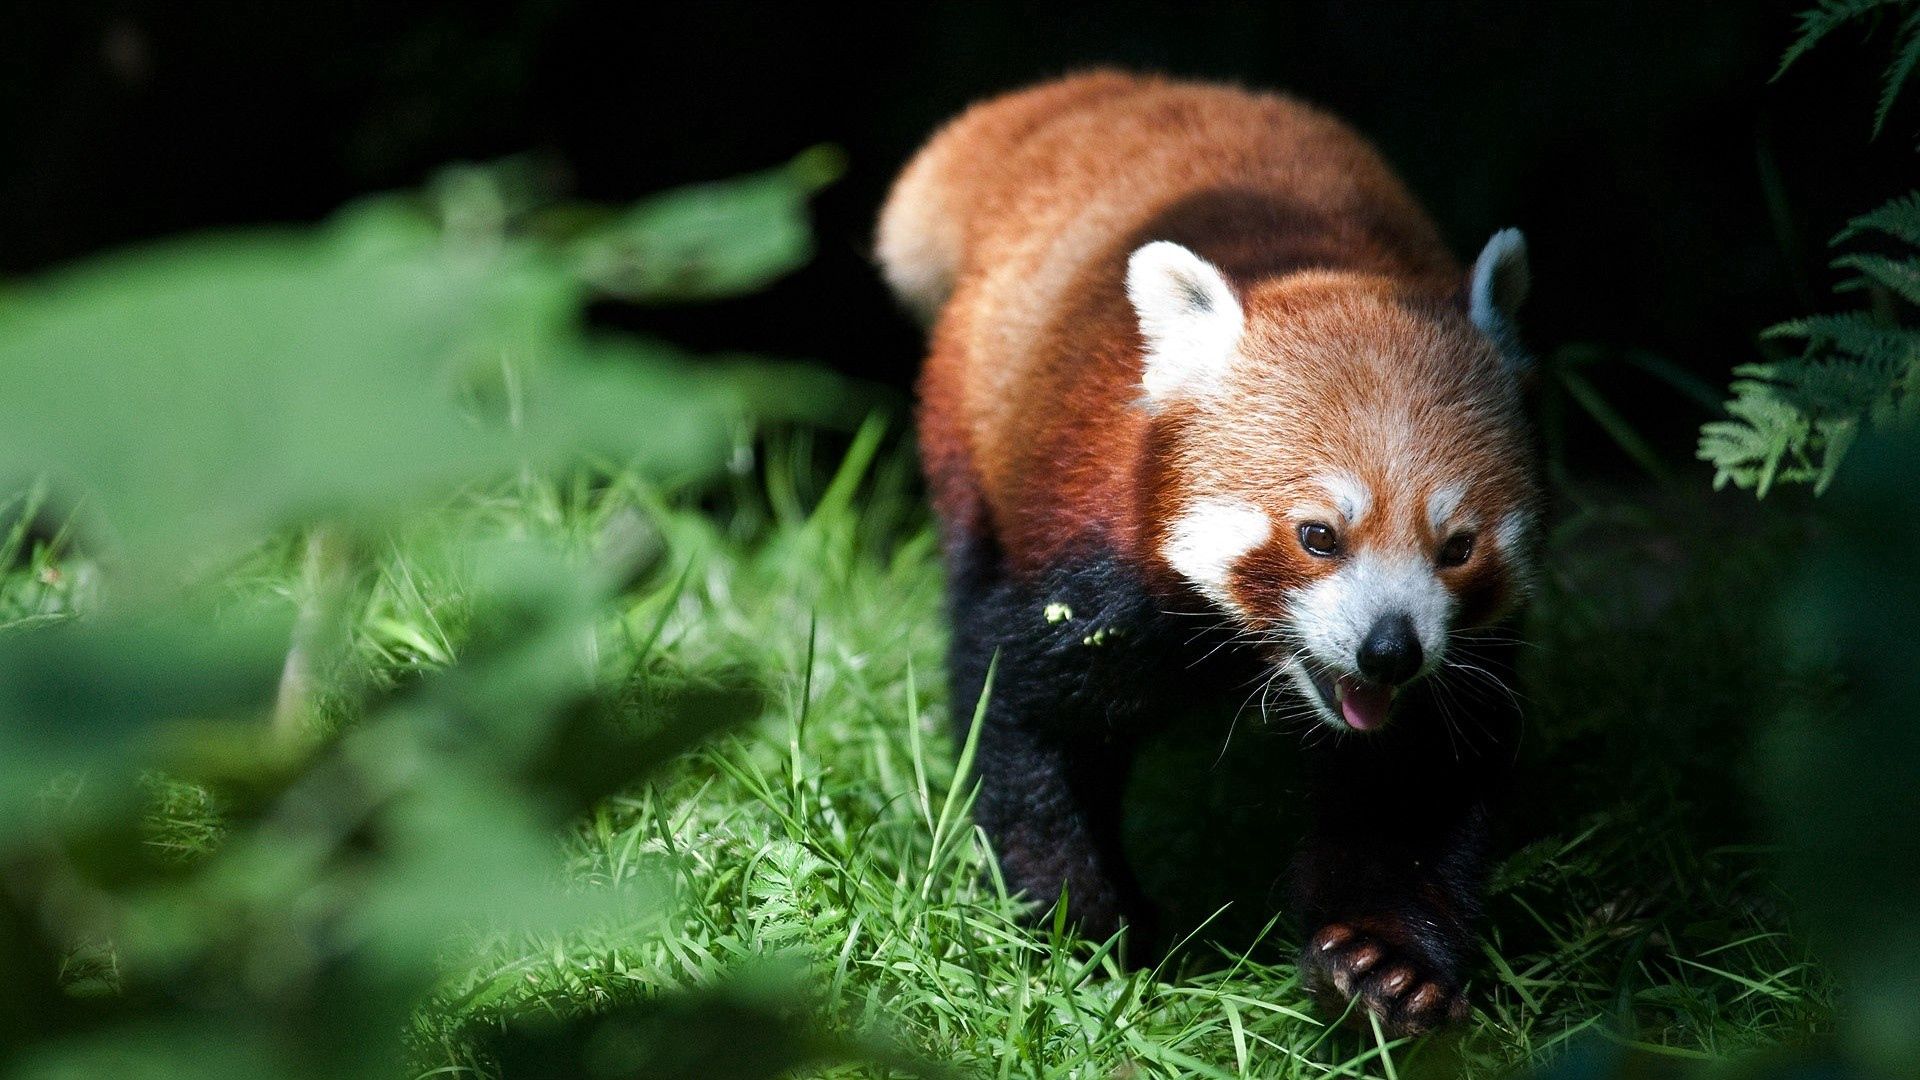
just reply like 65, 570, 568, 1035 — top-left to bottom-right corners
878, 71, 1540, 1036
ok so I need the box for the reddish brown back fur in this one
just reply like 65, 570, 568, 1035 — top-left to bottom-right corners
881, 71, 1493, 583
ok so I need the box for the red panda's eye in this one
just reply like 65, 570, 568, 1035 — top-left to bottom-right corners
1438, 531, 1475, 567
1298, 522, 1340, 558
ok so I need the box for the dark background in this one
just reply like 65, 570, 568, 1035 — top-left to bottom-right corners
3, 0, 1912, 475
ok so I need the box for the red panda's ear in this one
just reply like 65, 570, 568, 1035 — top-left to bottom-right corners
1126, 241, 1244, 409
1468, 228, 1532, 375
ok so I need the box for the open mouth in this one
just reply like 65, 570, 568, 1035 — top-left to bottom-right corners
1296, 661, 1398, 733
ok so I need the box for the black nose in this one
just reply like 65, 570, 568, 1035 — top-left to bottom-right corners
1357, 614, 1423, 685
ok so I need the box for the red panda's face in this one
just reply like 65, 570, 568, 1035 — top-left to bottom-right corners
1127, 238, 1539, 734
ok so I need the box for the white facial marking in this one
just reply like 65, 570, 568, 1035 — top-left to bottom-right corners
1495, 508, 1535, 553
1163, 497, 1270, 610
1316, 471, 1372, 526
1281, 660, 1330, 726
1495, 508, 1540, 594
1426, 484, 1465, 535
1286, 550, 1453, 691
1126, 241, 1245, 409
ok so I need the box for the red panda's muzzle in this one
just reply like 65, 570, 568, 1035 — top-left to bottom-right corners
1295, 656, 1406, 733
1333, 674, 1394, 732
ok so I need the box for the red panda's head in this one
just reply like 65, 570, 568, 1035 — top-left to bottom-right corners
1127, 233, 1540, 734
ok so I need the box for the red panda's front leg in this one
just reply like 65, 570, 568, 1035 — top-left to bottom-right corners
942, 542, 1174, 949
1291, 675, 1519, 1036
971, 719, 1151, 945
1293, 801, 1484, 1035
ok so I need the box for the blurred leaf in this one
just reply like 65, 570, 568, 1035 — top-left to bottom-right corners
0, 887, 78, 1057
0, 151, 869, 1080
0, 203, 838, 575
0, 227, 556, 569
0, 608, 289, 813
521, 683, 761, 820
1762, 427, 1920, 1072
11, 1020, 280, 1080
567, 146, 844, 303
484, 964, 935, 1080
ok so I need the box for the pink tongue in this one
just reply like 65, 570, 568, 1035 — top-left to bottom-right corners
1337, 675, 1394, 731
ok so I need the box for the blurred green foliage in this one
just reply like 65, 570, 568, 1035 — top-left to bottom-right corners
0, 148, 845, 573
567, 144, 845, 302
1518, 422, 1920, 1069
1761, 429, 1920, 1074
0, 151, 913, 1079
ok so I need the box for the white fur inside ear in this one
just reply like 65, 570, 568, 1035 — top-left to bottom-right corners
1469, 228, 1529, 328
1126, 241, 1244, 407
1163, 497, 1269, 609
1469, 228, 1530, 372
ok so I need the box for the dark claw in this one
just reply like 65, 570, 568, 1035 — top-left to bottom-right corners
1301, 921, 1469, 1037
1314, 924, 1354, 952
1345, 942, 1383, 975
1377, 966, 1414, 997
1405, 982, 1444, 1015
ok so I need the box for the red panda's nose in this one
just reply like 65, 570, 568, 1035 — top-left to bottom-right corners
1357, 614, 1422, 685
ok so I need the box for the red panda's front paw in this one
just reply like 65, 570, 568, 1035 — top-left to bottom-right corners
1301, 922, 1470, 1037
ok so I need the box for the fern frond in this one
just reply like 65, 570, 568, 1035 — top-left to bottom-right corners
1700, 387, 1813, 495
1876, 8, 1920, 134
1777, 0, 1907, 79
1709, 11, 1920, 496
1699, 192, 1920, 496
1834, 190, 1920, 245
1777, 0, 1920, 136
1765, 311, 1920, 368
1832, 253, 1920, 305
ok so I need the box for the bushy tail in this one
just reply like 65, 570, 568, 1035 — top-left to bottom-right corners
874, 149, 963, 325
876, 69, 1148, 326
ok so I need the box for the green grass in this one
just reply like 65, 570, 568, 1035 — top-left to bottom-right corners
31, 424, 1834, 1079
